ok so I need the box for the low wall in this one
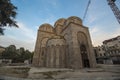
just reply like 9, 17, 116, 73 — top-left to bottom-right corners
0, 75, 54, 80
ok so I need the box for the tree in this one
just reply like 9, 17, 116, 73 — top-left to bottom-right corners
1, 45, 19, 63
1, 45, 33, 63
18, 49, 32, 62
0, 0, 18, 35
1, 45, 17, 59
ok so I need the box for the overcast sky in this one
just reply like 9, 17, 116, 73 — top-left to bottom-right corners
0, 0, 120, 51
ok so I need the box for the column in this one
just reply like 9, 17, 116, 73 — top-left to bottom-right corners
53, 45, 56, 67
56, 45, 60, 68
50, 45, 54, 67
46, 46, 50, 67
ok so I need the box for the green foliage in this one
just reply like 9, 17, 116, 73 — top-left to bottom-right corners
1, 45, 33, 63
16, 49, 33, 63
0, 0, 18, 35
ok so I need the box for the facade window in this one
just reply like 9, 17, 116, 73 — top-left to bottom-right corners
104, 53, 106, 56
110, 51, 113, 54
112, 46, 115, 48
116, 50, 118, 54
100, 53, 102, 56
99, 49, 101, 51
115, 44, 118, 47
42, 51, 44, 56
102, 47, 105, 50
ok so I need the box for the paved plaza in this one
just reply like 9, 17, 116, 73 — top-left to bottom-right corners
0, 64, 120, 80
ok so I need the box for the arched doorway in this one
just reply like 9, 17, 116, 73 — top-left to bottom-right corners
77, 32, 90, 68
80, 44, 90, 68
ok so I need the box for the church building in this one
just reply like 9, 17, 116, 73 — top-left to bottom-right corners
32, 16, 96, 69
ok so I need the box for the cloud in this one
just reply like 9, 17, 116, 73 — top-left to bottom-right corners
5, 22, 36, 41
84, 0, 108, 25
42, 15, 56, 26
17, 22, 36, 40
0, 22, 36, 51
90, 27, 99, 34
85, 0, 120, 47
0, 36, 35, 51
111, 27, 120, 37
46, 0, 59, 7
48, 0, 57, 6
90, 26, 120, 47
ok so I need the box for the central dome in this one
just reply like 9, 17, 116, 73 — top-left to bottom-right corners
65, 16, 83, 26
54, 18, 66, 35
68, 16, 82, 22
54, 18, 66, 27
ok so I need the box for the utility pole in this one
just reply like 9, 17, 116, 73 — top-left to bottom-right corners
107, 0, 120, 24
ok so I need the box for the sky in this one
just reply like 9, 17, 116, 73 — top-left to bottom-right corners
0, 0, 120, 51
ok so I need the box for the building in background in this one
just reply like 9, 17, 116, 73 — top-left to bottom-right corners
94, 36, 120, 64
103, 36, 120, 56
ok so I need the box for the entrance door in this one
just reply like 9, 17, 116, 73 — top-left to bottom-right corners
80, 44, 90, 68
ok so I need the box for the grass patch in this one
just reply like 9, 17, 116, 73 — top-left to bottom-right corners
0, 67, 30, 78
33, 70, 64, 79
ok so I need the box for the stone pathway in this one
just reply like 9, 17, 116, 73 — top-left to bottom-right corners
0, 64, 120, 80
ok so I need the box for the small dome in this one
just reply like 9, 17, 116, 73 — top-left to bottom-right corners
65, 16, 82, 26
39, 23, 54, 33
54, 18, 66, 27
